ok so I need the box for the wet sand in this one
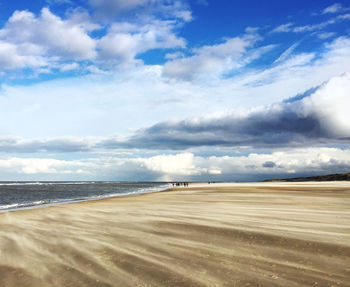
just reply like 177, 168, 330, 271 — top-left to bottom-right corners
0, 182, 350, 286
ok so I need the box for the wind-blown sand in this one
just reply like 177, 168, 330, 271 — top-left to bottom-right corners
0, 182, 350, 286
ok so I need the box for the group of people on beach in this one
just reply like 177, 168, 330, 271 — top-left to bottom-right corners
172, 182, 189, 187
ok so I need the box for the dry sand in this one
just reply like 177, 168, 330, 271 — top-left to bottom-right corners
0, 182, 350, 286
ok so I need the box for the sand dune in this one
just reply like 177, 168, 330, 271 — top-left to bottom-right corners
0, 182, 350, 286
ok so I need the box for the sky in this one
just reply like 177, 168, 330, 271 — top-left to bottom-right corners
0, 0, 349, 181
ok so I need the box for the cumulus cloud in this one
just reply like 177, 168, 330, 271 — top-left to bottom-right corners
59, 62, 80, 72
4, 8, 97, 59
162, 33, 262, 80
0, 41, 47, 70
0, 34, 349, 144
0, 8, 97, 72
0, 3, 189, 72
0, 147, 349, 181
133, 153, 203, 175
98, 20, 186, 66
108, 73, 350, 149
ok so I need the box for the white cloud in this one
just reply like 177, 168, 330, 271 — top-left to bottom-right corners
0, 5, 188, 71
165, 51, 184, 59
2, 73, 348, 154
220, 35, 350, 106
337, 13, 350, 20
194, 147, 350, 177
0, 147, 349, 180
98, 20, 186, 66
134, 153, 203, 175
293, 23, 327, 33
301, 73, 350, 138
65, 8, 102, 32
322, 3, 342, 14
1, 36, 350, 140
271, 22, 293, 33
60, 62, 80, 72
273, 42, 300, 63
174, 9, 192, 22
2, 8, 97, 60
85, 65, 108, 74
273, 12, 350, 34
0, 8, 98, 72
163, 33, 261, 80
0, 41, 47, 70
111, 73, 350, 150
294, 13, 350, 33
316, 32, 336, 39
2, 70, 349, 153
0, 2, 349, 182
0, 157, 91, 175
0, 136, 95, 153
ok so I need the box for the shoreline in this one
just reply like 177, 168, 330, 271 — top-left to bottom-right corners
1, 182, 350, 286
2, 180, 350, 214
0, 182, 172, 213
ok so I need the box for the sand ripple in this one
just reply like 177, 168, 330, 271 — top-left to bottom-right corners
0, 182, 350, 286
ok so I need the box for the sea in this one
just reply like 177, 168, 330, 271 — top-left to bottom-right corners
0, 182, 171, 212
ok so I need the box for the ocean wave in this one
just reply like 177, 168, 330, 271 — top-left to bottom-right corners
0, 181, 114, 186
0, 200, 51, 211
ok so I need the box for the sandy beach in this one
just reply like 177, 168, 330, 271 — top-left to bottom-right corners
0, 182, 350, 286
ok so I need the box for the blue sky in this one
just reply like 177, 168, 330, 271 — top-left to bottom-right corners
0, 0, 349, 181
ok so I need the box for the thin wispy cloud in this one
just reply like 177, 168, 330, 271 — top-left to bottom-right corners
316, 32, 336, 39
273, 42, 300, 63
271, 22, 293, 33
273, 9, 350, 34
322, 3, 342, 14
0, 136, 94, 153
